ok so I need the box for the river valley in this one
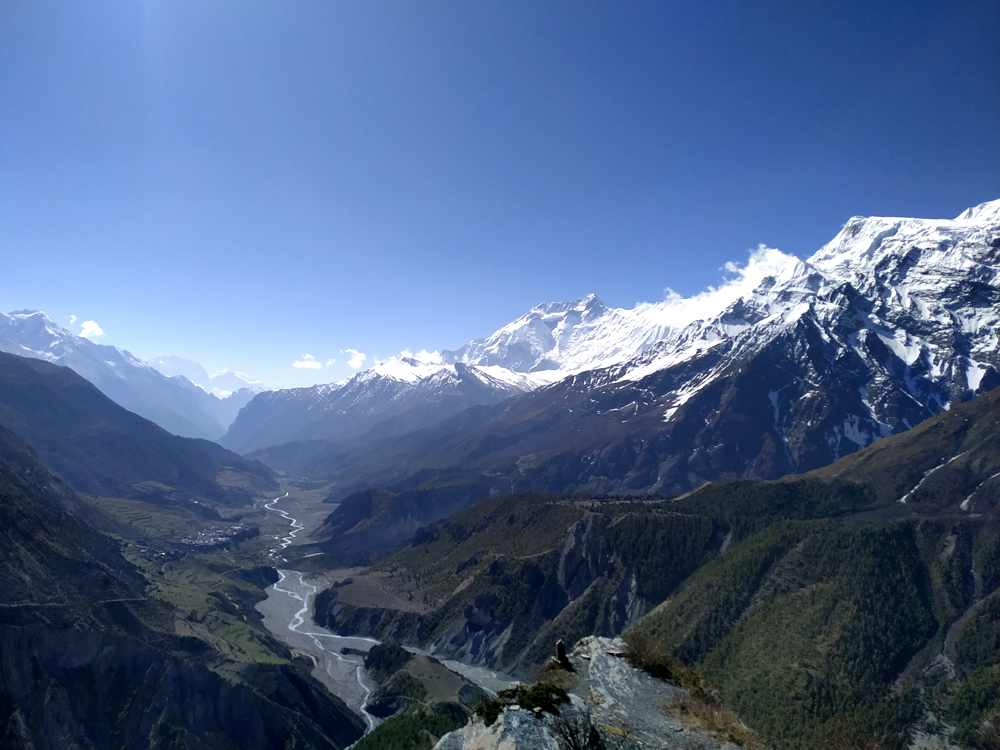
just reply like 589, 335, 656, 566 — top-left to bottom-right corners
256, 567, 380, 729
254, 489, 518, 737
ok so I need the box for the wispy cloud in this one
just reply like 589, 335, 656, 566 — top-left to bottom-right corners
69, 314, 77, 324
645, 245, 796, 328
344, 348, 366, 368
79, 320, 105, 339
292, 354, 323, 369
399, 348, 442, 364
325, 358, 336, 366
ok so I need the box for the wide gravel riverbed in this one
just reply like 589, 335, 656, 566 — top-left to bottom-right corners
256, 568, 380, 729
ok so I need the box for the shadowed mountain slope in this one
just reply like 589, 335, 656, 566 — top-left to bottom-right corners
807, 384, 998, 512
0, 426, 365, 750
0, 352, 276, 508
223, 359, 537, 455
0, 425, 144, 607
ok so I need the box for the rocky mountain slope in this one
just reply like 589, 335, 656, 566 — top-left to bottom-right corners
311, 388, 998, 749
0, 426, 365, 750
0, 310, 255, 439
261, 200, 999, 504
0, 352, 276, 510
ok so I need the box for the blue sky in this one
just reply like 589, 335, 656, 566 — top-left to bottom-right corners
2, 1, 998, 389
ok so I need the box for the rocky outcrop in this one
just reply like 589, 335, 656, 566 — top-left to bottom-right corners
434, 637, 751, 749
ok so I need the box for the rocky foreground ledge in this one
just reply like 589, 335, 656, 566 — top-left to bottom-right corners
434, 636, 759, 750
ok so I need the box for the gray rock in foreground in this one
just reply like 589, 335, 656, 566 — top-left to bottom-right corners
434, 636, 752, 750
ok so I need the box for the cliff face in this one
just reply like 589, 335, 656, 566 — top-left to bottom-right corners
313, 499, 719, 676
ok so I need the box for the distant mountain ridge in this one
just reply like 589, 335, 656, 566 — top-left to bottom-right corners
149, 354, 264, 398
250, 199, 999, 499
0, 311, 257, 439
221, 358, 539, 455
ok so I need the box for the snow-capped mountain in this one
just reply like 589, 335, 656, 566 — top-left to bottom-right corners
222, 245, 796, 455
610, 198, 1000, 410
0, 312, 256, 439
245, 199, 999, 496
149, 355, 264, 398
440, 247, 793, 375
219, 357, 537, 454
209, 368, 263, 396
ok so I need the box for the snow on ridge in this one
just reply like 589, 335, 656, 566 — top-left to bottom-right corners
368, 196, 996, 398
442, 245, 800, 378
955, 198, 1000, 223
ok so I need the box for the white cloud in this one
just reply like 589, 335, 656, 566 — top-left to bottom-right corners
79, 320, 105, 339
292, 354, 322, 369
69, 314, 77, 324
399, 348, 442, 364
345, 348, 366, 368
647, 245, 796, 328
325, 358, 336, 366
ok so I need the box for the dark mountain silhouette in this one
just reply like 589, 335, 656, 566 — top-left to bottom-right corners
0, 352, 276, 509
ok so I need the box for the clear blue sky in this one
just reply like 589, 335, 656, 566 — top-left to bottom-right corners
2, 1, 998, 388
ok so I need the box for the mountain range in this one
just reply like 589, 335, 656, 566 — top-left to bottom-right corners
238, 200, 999, 505
3, 199, 998, 750
0, 311, 258, 440
149, 354, 263, 397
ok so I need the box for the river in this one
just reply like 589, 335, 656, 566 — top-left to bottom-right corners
255, 491, 519, 736
256, 568, 380, 730
263, 491, 304, 561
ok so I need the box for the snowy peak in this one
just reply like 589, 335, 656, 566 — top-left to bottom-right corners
955, 197, 1000, 223
441, 293, 619, 374
209, 368, 264, 396
2, 309, 76, 356
439, 246, 808, 378
531, 292, 609, 318
0, 310, 152, 373
808, 200, 1000, 279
